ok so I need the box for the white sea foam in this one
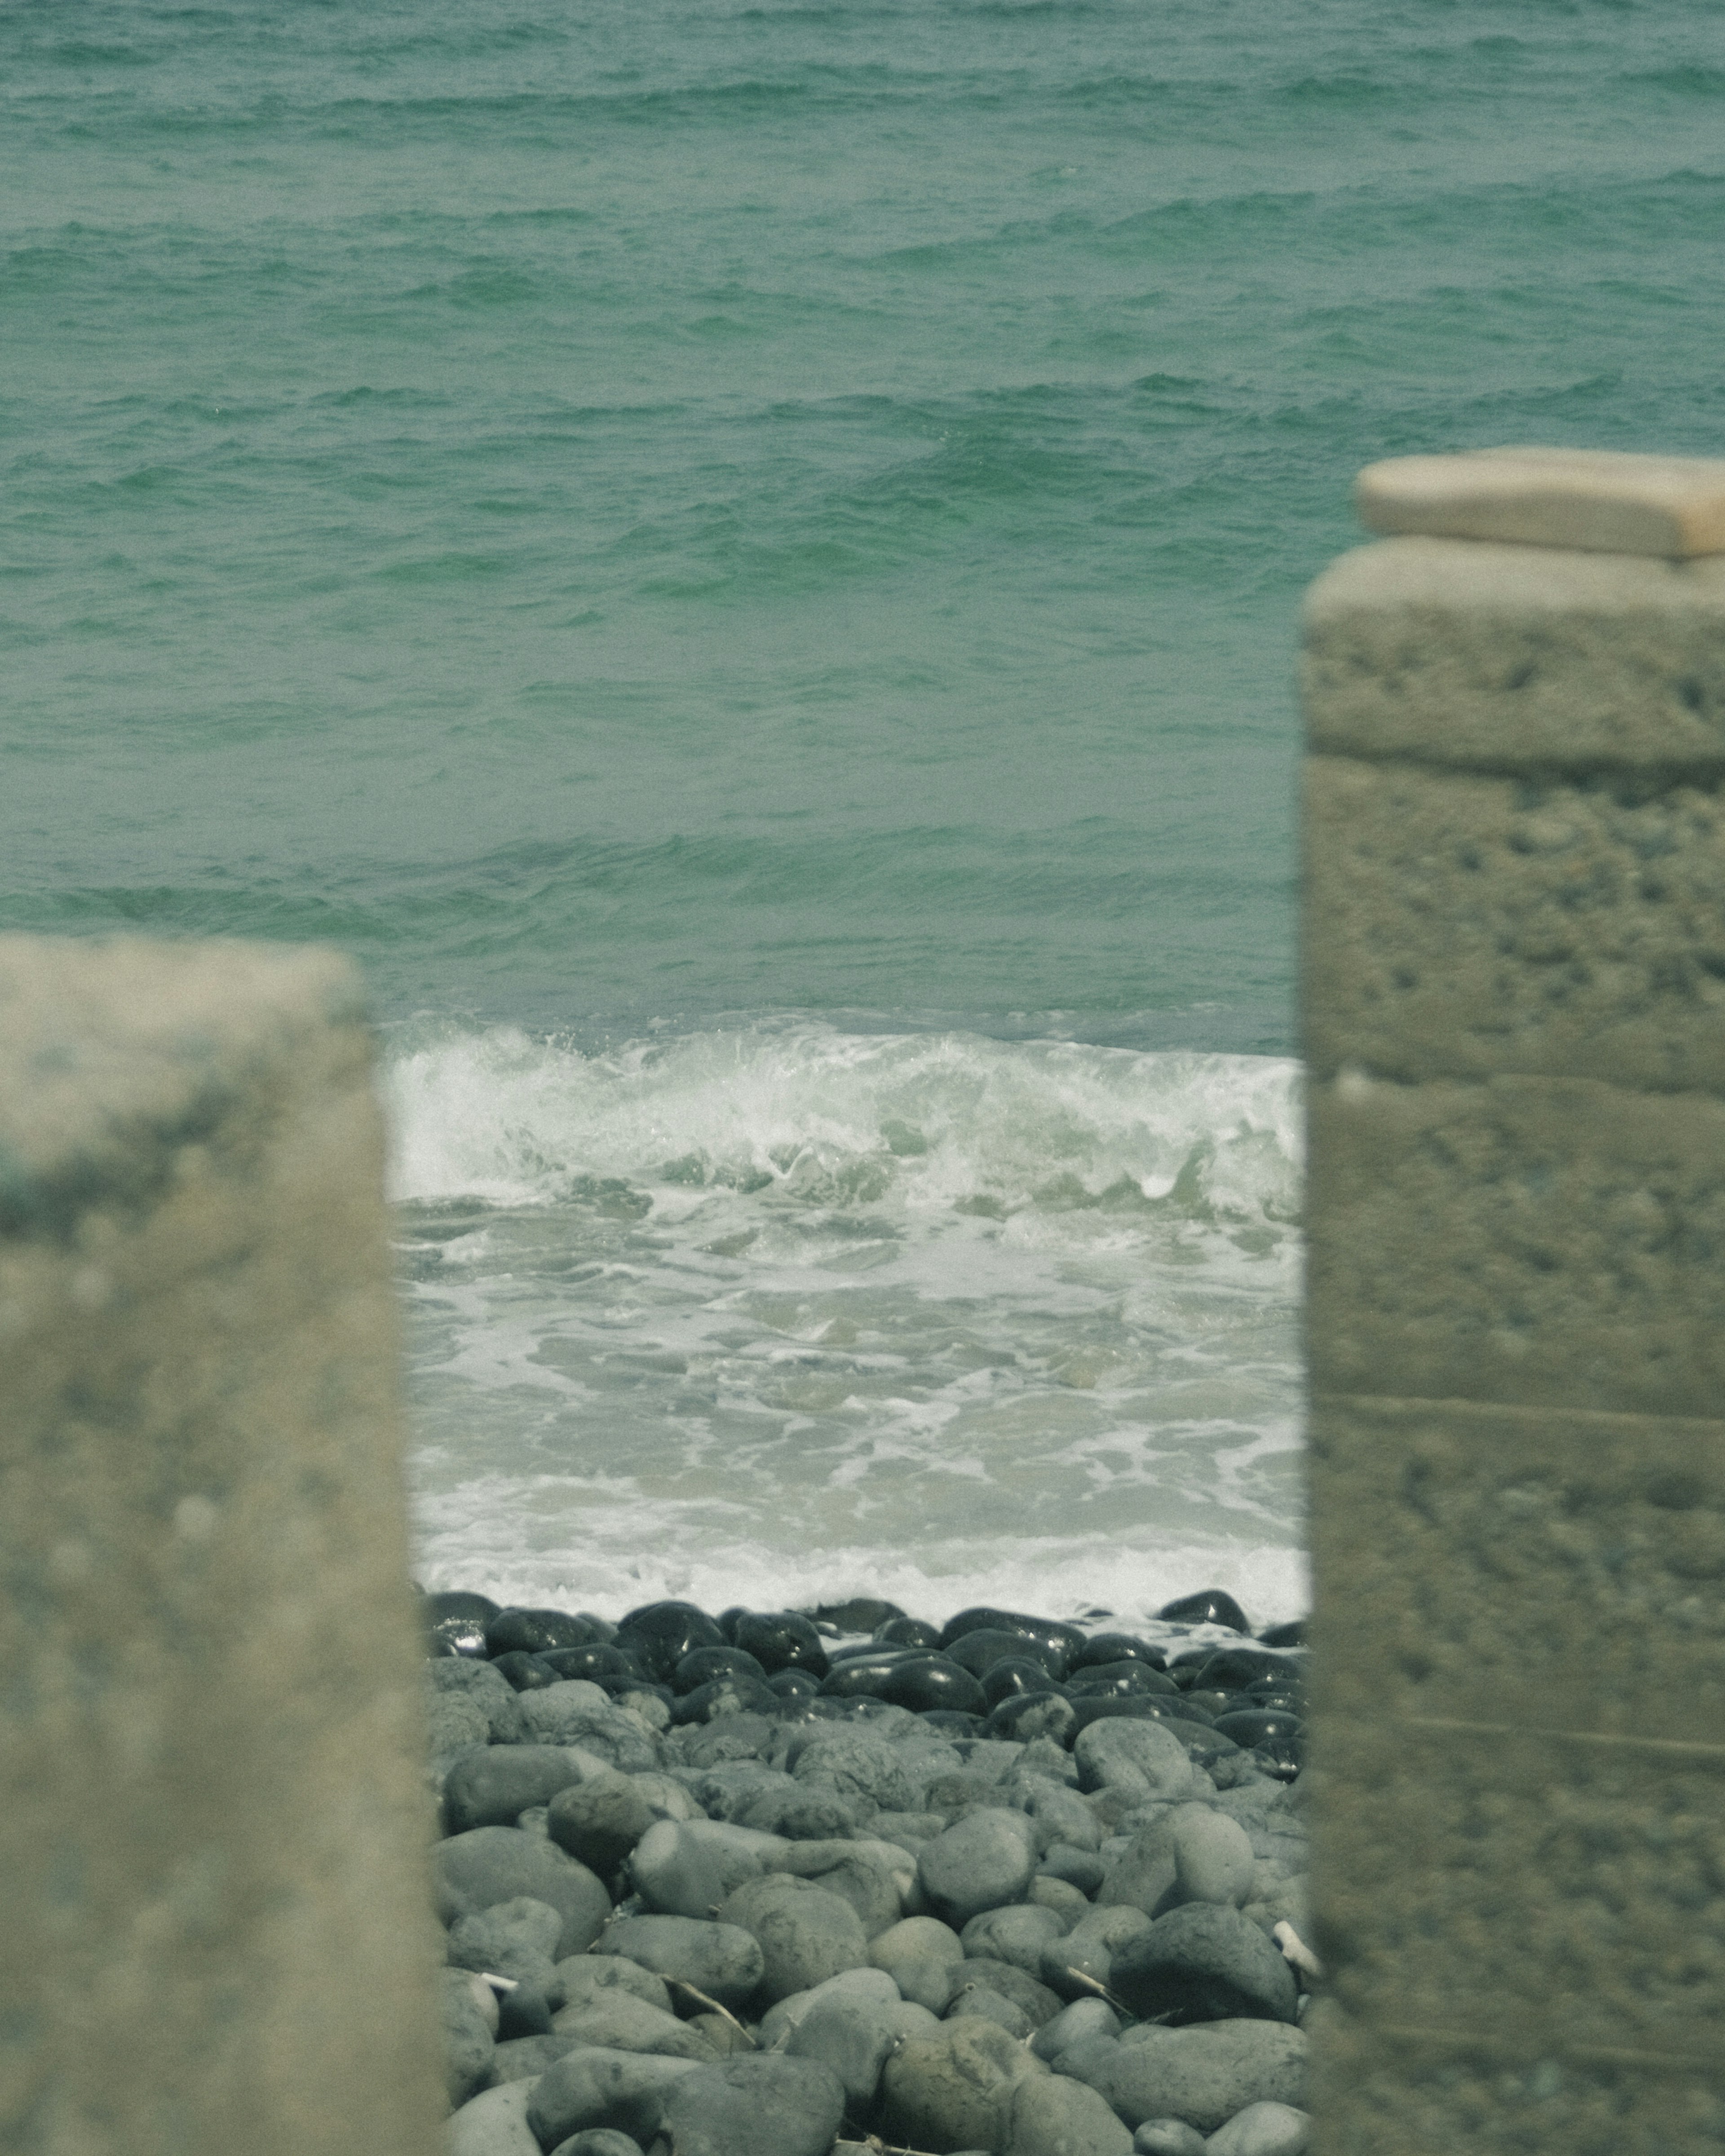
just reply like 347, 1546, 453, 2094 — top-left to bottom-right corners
385, 1018, 1307, 1629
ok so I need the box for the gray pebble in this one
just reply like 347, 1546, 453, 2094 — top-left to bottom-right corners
548, 1767, 656, 1877
1110, 1906, 1299, 2026
435, 1827, 612, 1959
526, 2047, 704, 2150
1134, 2121, 1208, 2156
656, 2054, 847, 2156
1204, 2102, 1310, 2156
438, 1966, 496, 2108
1003, 2069, 1135, 2156
918, 1807, 1039, 1926
718, 1873, 870, 2002
596, 1914, 766, 2011
448, 2078, 541, 2156
1067, 2021, 1308, 2134
547, 2134, 645, 2156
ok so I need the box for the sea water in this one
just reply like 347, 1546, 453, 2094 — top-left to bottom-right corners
5, 0, 1720, 1628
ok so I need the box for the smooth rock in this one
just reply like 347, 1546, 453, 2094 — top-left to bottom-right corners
439, 1966, 496, 2107
766, 1838, 905, 1936
960, 1903, 1066, 1975
489, 2033, 584, 2083
1155, 1593, 1249, 1634
526, 2048, 703, 2149
448, 2078, 541, 2156
613, 1601, 728, 1685
1109, 1906, 1299, 2025
444, 1747, 600, 1835
1040, 1904, 1154, 2000
1029, 1875, 1092, 1925
548, 1767, 656, 1877
548, 2134, 645, 2156
425, 1588, 499, 1659
1073, 1722, 1205, 1804
630, 1818, 775, 1919
718, 1873, 871, 2001
879, 2016, 1048, 2153
1003, 2069, 1135, 2156
1039, 1846, 1106, 1897
1031, 1998, 1122, 2064
947, 1986, 1032, 2039
595, 1915, 766, 2011
759, 1965, 904, 2049
488, 1607, 606, 1657
870, 1914, 965, 2009
496, 1982, 554, 2039
734, 1611, 831, 1679
1133, 2123, 1207, 2156
554, 1954, 675, 2018
790, 1732, 918, 1816
943, 1957, 1062, 2029
786, 1987, 920, 2107
986, 1693, 1077, 1747
736, 1780, 857, 1839
552, 1992, 717, 2059
435, 1827, 612, 1957
657, 2053, 847, 2156
1070, 2022, 1307, 2134
429, 1692, 493, 1759
918, 1807, 1039, 1926
1203, 2101, 1310, 2156
1028, 1785, 1102, 1854
937, 1610, 1085, 1674
518, 1688, 663, 1771
446, 1896, 566, 1997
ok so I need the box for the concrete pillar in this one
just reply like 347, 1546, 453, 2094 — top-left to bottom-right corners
1300, 449, 1725, 2154
0, 938, 443, 2155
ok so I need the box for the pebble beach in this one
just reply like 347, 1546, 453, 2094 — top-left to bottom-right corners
426, 1587, 1313, 2156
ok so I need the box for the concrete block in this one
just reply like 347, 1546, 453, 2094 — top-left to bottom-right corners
0, 936, 443, 2156
1305, 1069, 1725, 1419
1306, 1393, 1725, 1747
1302, 538, 1725, 771
1355, 446, 1725, 559
1309, 1716, 1725, 2068
1302, 754, 1725, 1091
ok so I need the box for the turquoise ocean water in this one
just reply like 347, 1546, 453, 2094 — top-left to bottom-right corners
5, 0, 1721, 1625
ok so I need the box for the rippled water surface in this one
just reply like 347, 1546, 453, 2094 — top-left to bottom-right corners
6, 0, 1719, 1621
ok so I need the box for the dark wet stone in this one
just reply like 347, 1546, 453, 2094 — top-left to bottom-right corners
984, 1692, 1075, 1746
767, 1668, 821, 1703
1177, 1689, 1236, 1719
1155, 1591, 1250, 1634
809, 1597, 907, 1634
671, 1676, 783, 1727
734, 1611, 832, 1679
1214, 1710, 1303, 1749
876, 1654, 987, 1716
540, 1643, 637, 1683
425, 1590, 501, 1659
938, 1609, 1084, 1675
1256, 1620, 1306, 1649
818, 1651, 915, 1699
1068, 1695, 1185, 1740
716, 1605, 749, 1641
442, 1749, 593, 1836
945, 1629, 1066, 1682
491, 1650, 558, 1692
614, 1601, 728, 1685
875, 1614, 942, 1649
1070, 1633, 1169, 1673
1110, 1905, 1300, 2025
1067, 1661, 1179, 1701
981, 1657, 1061, 1709
1249, 1736, 1304, 1782
920, 1709, 986, 1738
657, 2054, 847, 2156
1194, 1646, 1292, 1692
673, 1646, 769, 1694
487, 1608, 606, 1658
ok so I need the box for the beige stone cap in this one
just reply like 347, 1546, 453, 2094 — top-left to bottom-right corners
1356, 446, 1725, 558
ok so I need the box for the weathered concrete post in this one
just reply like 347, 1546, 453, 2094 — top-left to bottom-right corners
0, 938, 443, 2155
1300, 450, 1725, 2152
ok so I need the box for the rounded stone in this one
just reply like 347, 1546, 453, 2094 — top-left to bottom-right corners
1073, 2021, 1307, 2134
428, 1657, 533, 1745
548, 2135, 646, 2156
487, 1607, 605, 1657
1003, 2069, 1134, 2156
439, 1965, 497, 2107
1204, 2101, 1311, 2156
1041, 1905, 1155, 1999
1155, 1592, 1250, 1634
449, 2078, 542, 2156
879, 2015, 1048, 2153
1132, 2123, 1207, 2156
613, 1601, 728, 1685
435, 1827, 612, 1957
734, 1611, 832, 1679
985, 1692, 1076, 1746
673, 1646, 769, 1694
918, 1807, 1039, 1926
1070, 1634, 1168, 1674
945, 1629, 1066, 1681
594, 1915, 766, 2011
656, 2053, 847, 2156
551, 1992, 717, 2061
547, 1766, 656, 1877
717, 1873, 871, 2002
526, 2048, 704, 2150
937, 1609, 1086, 1674
1109, 1905, 1299, 2025
425, 1589, 500, 1659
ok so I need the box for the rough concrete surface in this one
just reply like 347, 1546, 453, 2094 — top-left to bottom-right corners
1302, 538, 1725, 772
1302, 754, 1725, 1093
0, 935, 443, 2156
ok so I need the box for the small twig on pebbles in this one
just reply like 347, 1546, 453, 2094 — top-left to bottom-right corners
1057, 1967, 1134, 2017
865, 2136, 943, 2156
665, 1978, 758, 2047
478, 1971, 519, 1993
